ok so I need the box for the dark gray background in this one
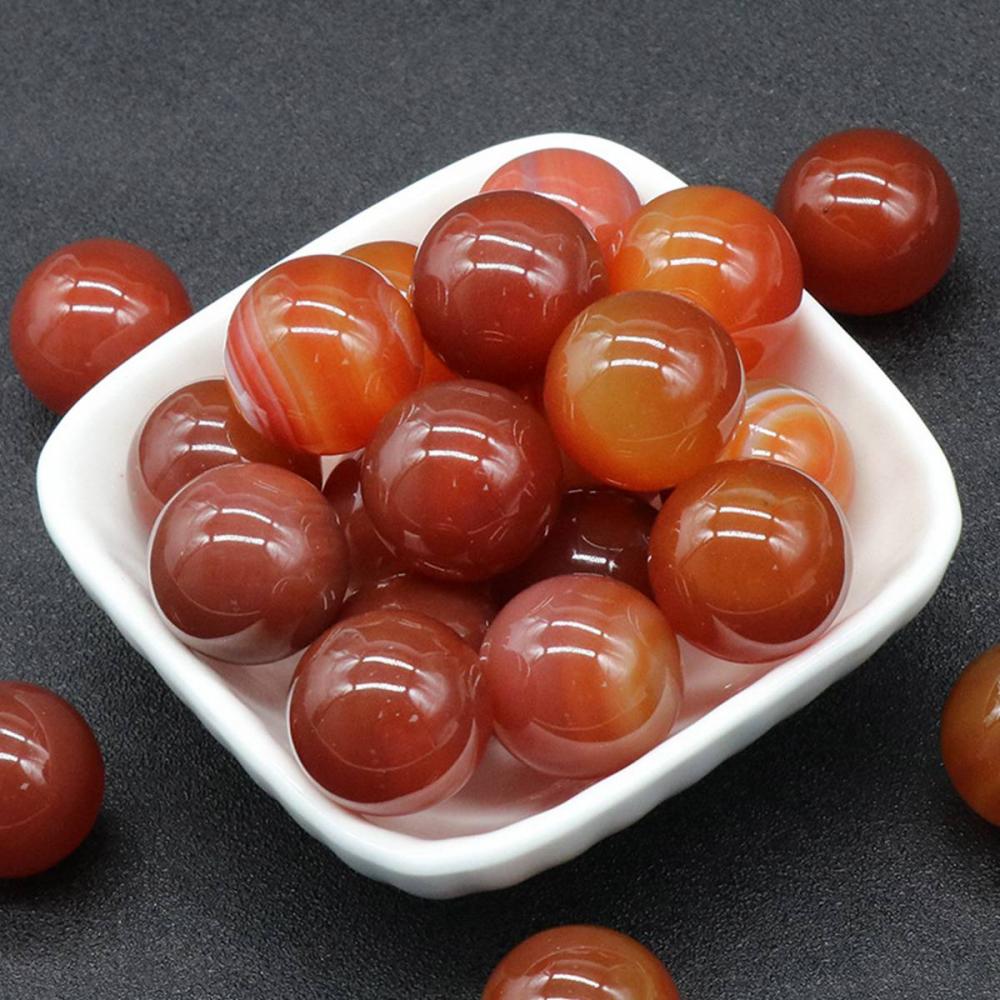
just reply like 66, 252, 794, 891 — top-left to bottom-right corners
2, 1, 998, 997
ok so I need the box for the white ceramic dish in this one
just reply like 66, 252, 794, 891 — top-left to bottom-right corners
37, 132, 962, 898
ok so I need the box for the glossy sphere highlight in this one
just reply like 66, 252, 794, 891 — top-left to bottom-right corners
481, 147, 641, 265
718, 379, 855, 509
412, 191, 608, 384
225, 254, 423, 455
499, 488, 656, 601
322, 455, 402, 592
775, 128, 960, 315
480, 575, 683, 778
289, 610, 490, 815
483, 925, 680, 1000
611, 186, 803, 372
150, 463, 348, 664
10, 238, 192, 413
342, 573, 496, 648
129, 378, 322, 529
544, 291, 745, 491
941, 645, 1000, 826
362, 380, 563, 582
344, 241, 456, 386
0, 683, 104, 878
650, 460, 850, 663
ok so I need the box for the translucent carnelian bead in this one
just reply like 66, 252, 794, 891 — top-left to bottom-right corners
775, 128, 960, 315
482, 925, 680, 1000
0, 682, 105, 878
362, 380, 563, 582
412, 191, 608, 384
941, 645, 1000, 826
289, 610, 490, 815
480, 575, 683, 778
649, 459, 850, 663
225, 254, 423, 455
544, 291, 745, 491
149, 463, 348, 664
718, 379, 854, 509
129, 378, 322, 530
481, 147, 641, 265
611, 186, 803, 373
10, 238, 192, 413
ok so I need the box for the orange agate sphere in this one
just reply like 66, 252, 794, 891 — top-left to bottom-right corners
482, 925, 680, 1000
649, 459, 850, 663
225, 254, 423, 455
611, 186, 803, 373
941, 645, 1000, 826
481, 146, 641, 264
718, 379, 855, 509
480, 575, 682, 778
544, 291, 745, 491
344, 240, 456, 386
775, 128, 960, 315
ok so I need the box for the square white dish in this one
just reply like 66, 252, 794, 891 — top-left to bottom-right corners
37, 132, 961, 898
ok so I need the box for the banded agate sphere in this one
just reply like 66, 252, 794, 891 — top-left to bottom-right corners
225, 254, 423, 455
481, 147, 641, 264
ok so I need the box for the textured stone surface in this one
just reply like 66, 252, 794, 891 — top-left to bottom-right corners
1, 1, 998, 997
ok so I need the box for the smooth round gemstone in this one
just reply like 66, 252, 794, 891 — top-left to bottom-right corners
362, 380, 563, 582
412, 190, 608, 384
544, 291, 745, 491
344, 240, 457, 386
649, 459, 850, 663
497, 488, 656, 601
289, 610, 490, 815
941, 645, 1000, 826
481, 147, 641, 264
149, 463, 348, 664
322, 455, 402, 593
611, 186, 803, 373
341, 572, 496, 648
480, 575, 683, 778
775, 128, 960, 315
482, 925, 680, 1000
225, 254, 423, 455
128, 378, 322, 530
0, 682, 104, 879
718, 379, 855, 509
10, 238, 192, 413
